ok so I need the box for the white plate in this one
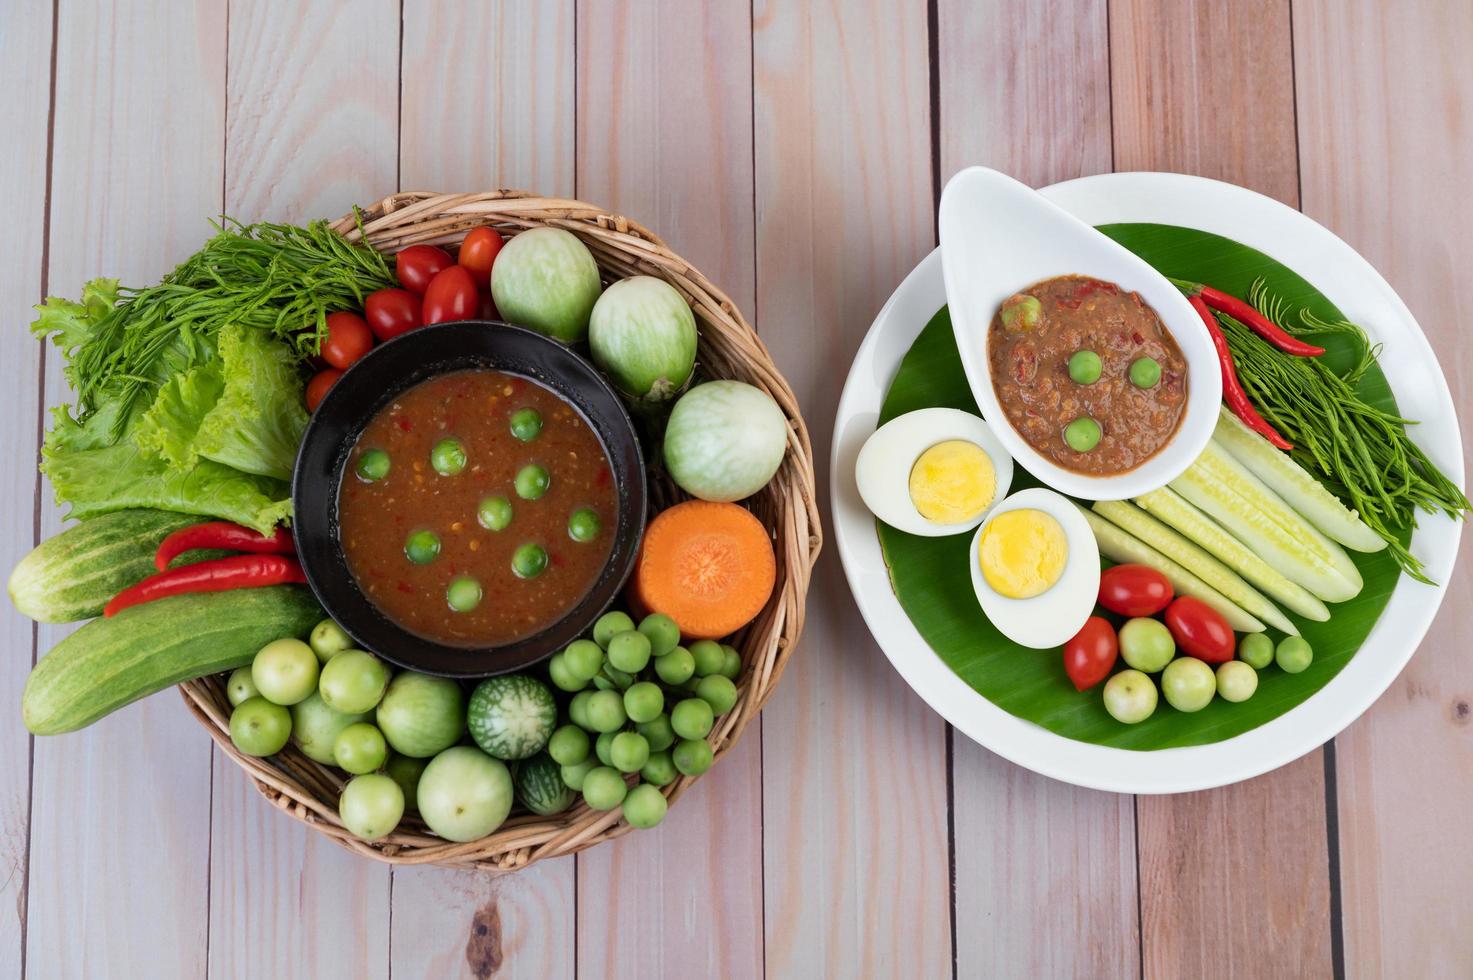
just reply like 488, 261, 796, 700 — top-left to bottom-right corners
830, 172, 1466, 794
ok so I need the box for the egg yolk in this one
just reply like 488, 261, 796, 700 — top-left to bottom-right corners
908, 440, 996, 524
978, 509, 1068, 599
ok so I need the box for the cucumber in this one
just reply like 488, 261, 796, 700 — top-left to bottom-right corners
514, 751, 575, 816
8, 509, 226, 623
467, 675, 557, 761
23, 585, 322, 735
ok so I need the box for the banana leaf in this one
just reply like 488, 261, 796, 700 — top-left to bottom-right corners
876, 223, 1408, 750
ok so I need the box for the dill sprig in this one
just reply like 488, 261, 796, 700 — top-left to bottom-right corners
68, 215, 395, 438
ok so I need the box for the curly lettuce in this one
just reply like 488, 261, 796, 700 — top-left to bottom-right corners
193, 324, 309, 481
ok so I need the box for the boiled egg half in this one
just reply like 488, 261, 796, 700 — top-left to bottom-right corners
969, 488, 1100, 649
856, 408, 1014, 536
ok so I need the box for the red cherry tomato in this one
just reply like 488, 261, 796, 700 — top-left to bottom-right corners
422, 265, 479, 325
1163, 596, 1235, 663
1063, 616, 1119, 691
478, 292, 499, 321
1098, 564, 1174, 617
305, 369, 343, 412
364, 288, 423, 341
458, 226, 503, 288
319, 311, 374, 370
395, 244, 454, 295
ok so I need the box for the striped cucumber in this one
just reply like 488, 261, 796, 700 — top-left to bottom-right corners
23, 585, 322, 735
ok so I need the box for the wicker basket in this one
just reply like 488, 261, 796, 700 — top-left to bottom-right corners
177, 191, 820, 870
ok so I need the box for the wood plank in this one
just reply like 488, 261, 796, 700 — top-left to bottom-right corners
24, 2, 226, 975
572, 4, 763, 976
205, 4, 398, 977
752, 2, 951, 976
392, 7, 578, 977
1110, 0, 1300, 207
399, 0, 576, 195
0, 2, 53, 975
936, 3, 1140, 974
1109, 2, 1334, 978
1292, 1, 1473, 974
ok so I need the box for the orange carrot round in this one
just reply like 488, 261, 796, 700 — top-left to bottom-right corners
629, 500, 776, 641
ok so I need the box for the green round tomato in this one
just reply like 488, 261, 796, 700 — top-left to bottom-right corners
622, 783, 668, 829
319, 650, 390, 714
511, 543, 548, 579
640, 750, 678, 787
515, 464, 550, 500
226, 666, 259, 707
510, 407, 543, 442
585, 690, 627, 733
548, 724, 591, 765
623, 681, 664, 724
291, 691, 372, 764
654, 646, 696, 685
447, 576, 483, 611
568, 506, 601, 543
490, 227, 602, 344
309, 618, 353, 663
547, 652, 585, 692
595, 730, 617, 767
581, 766, 628, 811
719, 644, 742, 680
606, 630, 652, 673
334, 722, 389, 775
593, 611, 635, 648
404, 529, 441, 565
638, 613, 681, 658
430, 437, 467, 476
417, 746, 513, 842
695, 675, 738, 715
376, 672, 466, 758
635, 713, 676, 753
1068, 349, 1102, 385
1119, 618, 1175, 673
384, 754, 428, 813
339, 773, 405, 841
1129, 356, 1162, 388
251, 638, 320, 706
230, 697, 292, 756
567, 690, 595, 730
689, 640, 725, 677
1102, 669, 1158, 724
610, 731, 650, 773
1276, 636, 1314, 674
561, 757, 599, 791
1064, 416, 1102, 453
477, 495, 513, 532
671, 698, 714, 740
1161, 657, 1215, 712
1238, 632, 1274, 669
672, 737, 713, 776
356, 449, 390, 483
1216, 660, 1259, 703
563, 639, 604, 682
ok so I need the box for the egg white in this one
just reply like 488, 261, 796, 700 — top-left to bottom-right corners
855, 408, 1014, 537
968, 487, 1100, 649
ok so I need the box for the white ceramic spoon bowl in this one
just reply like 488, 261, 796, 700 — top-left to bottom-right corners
938, 166, 1222, 500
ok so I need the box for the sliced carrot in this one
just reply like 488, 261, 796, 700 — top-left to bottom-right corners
629, 500, 776, 641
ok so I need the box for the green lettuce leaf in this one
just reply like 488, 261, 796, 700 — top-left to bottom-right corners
42, 402, 292, 534
132, 358, 225, 469
192, 324, 308, 481
30, 278, 120, 352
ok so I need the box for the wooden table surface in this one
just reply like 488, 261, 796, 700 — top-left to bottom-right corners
2, 1, 1469, 977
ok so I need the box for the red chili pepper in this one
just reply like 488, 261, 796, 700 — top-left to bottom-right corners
1170, 278, 1325, 356
154, 521, 295, 571
104, 555, 307, 617
1189, 295, 1294, 450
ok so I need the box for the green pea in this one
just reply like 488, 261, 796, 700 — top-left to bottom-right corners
1067, 350, 1102, 385
568, 506, 602, 543
446, 576, 482, 612
477, 495, 513, 531
404, 529, 441, 565
1129, 356, 1162, 388
1064, 416, 1102, 453
999, 294, 1042, 331
1238, 633, 1274, 670
511, 542, 548, 579
356, 449, 391, 482
1276, 636, 1314, 674
430, 438, 467, 476
515, 464, 550, 500
510, 407, 543, 442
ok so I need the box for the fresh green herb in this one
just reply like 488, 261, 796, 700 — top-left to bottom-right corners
36, 216, 394, 439
1214, 280, 1470, 581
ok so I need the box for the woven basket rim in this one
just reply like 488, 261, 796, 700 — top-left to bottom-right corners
178, 189, 822, 870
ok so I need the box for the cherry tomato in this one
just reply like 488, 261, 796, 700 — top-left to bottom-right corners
478, 293, 499, 321
319, 311, 374, 370
305, 369, 343, 412
1063, 616, 1119, 691
395, 244, 454, 295
458, 226, 503, 288
1098, 564, 1174, 617
364, 288, 423, 341
1163, 596, 1235, 663
422, 265, 479, 325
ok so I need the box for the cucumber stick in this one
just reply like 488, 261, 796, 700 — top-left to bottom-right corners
1077, 505, 1265, 633
1173, 441, 1362, 602
1213, 408, 1386, 553
1092, 499, 1298, 635
23, 585, 322, 735
1135, 487, 1329, 623
8, 509, 225, 623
